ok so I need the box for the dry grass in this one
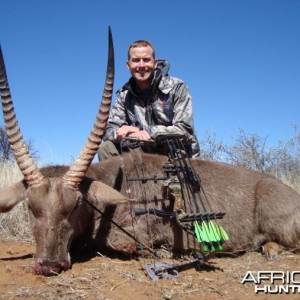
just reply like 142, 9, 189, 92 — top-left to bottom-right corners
1, 240, 300, 299
0, 161, 33, 242
282, 175, 300, 193
0, 160, 23, 188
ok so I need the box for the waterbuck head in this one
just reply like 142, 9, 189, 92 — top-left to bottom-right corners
0, 28, 129, 276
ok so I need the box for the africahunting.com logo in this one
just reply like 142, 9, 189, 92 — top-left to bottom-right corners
241, 271, 300, 294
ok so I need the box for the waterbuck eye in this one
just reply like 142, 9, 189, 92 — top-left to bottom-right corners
75, 193, 83, 209
27, 203, 38, 218
74, 200, 81, 210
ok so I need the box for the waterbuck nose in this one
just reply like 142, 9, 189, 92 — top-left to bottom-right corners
34, 257, 70, 276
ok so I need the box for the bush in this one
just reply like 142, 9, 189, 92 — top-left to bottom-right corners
199, 126, 300, 192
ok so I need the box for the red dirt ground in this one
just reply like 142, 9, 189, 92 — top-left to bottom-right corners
1, 239, 300, 299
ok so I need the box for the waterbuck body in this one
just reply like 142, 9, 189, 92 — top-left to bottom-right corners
17, 152, 300, 264
87, 152, 300, 253
1, 29, 300, 276
2, 151, 300, 275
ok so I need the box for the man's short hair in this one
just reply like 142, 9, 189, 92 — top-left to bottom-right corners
127, 40, 156, 60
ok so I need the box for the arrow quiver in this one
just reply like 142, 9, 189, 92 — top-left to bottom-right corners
162, 177, 183, 212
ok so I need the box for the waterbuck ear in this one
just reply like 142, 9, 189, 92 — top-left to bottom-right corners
85, 180, 133, 205
0, 180, 28, 212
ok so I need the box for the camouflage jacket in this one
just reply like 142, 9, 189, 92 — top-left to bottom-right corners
103, 60, 200, 158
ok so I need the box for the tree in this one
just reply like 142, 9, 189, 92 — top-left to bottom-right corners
271, 125, 300, 184
0, 126, 39, 162
199, 126, 300, 185
222, 128, 276, 173
198, 130, 224, 161
0, 126, 13, 161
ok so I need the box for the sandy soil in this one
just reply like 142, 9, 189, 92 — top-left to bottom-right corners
0, 239, 300, 300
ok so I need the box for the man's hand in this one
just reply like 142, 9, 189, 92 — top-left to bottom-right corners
116, 125, 140, 141
128, 130, 152, 141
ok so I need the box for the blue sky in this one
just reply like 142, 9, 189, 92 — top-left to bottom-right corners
0, 1, 299, 165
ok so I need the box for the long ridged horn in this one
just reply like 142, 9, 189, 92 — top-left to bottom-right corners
0, 46, 44, 187
62, 27, 114, 189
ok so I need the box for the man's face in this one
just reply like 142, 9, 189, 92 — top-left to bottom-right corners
127, 45, 158, 90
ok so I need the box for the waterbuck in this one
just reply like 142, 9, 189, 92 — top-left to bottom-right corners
0, 28, 132, 275
1, 28, 300, 276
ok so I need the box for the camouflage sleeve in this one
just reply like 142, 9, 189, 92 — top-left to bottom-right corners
147, 83, 196, 142
103, 92, 128, 142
